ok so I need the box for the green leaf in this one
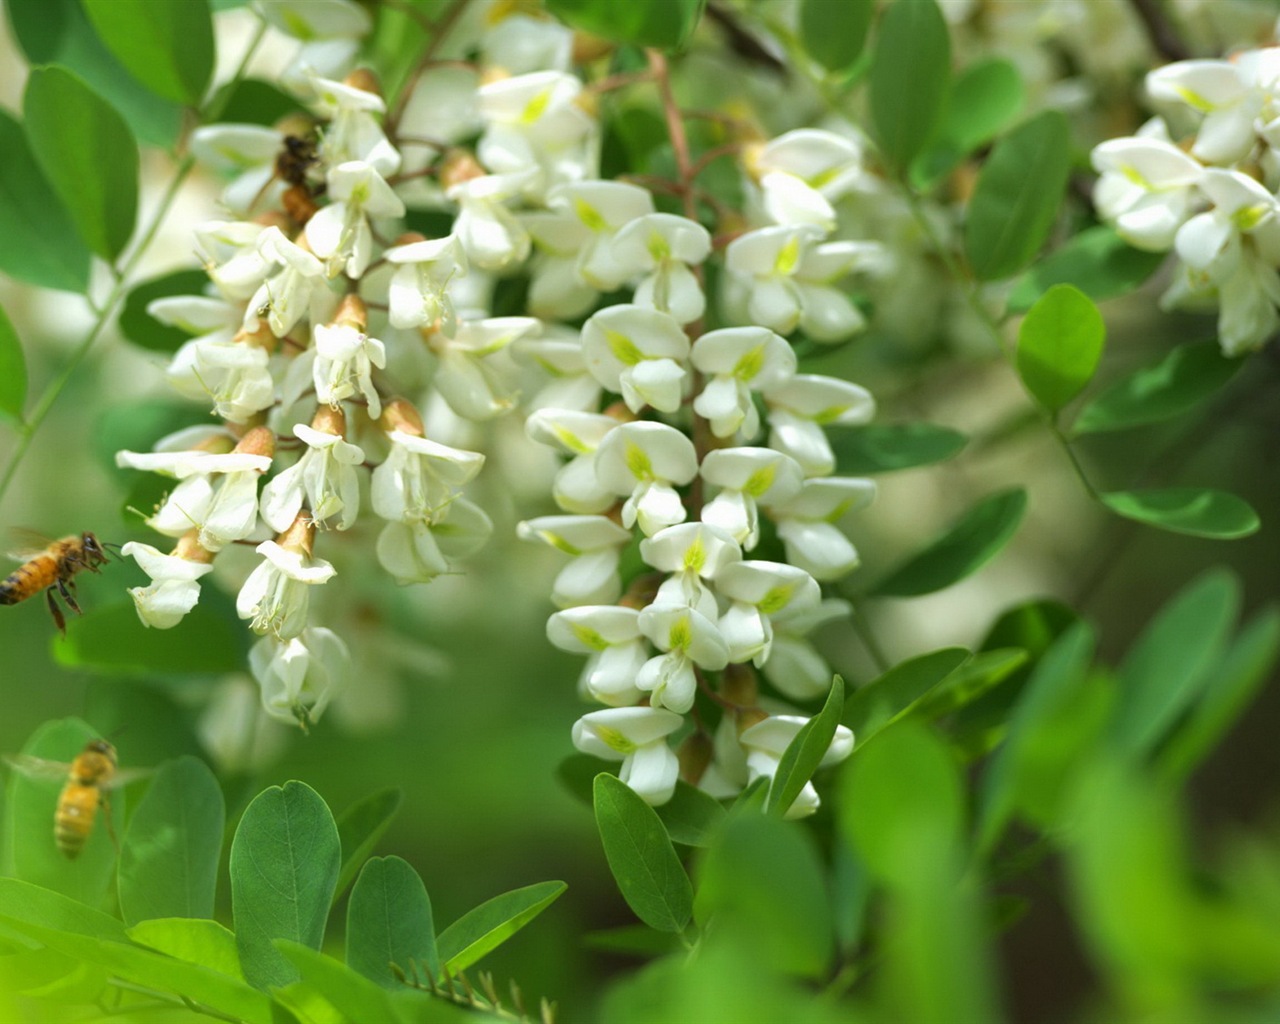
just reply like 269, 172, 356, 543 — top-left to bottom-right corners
276, 941, 404, 1024
82, 0, 214, 106
978, 623, 1099, 849
56, 597, 249, 675
909, 647, 1028, 721
869, 0, 951, 172
0, 305, 26, 422
6, 0, 183, 147
830, 422, 967, 474
1111, 568, 1241, 756
871, 488, 1027, 597
118, 756, 224, 925
1008, 225, 1169, 313
119, 269, 215, 353
1100, 488, 1260, 540
4, 718, 123, 909
335, 788, 403, 898
347, 856, 438, 988
1159, 607, 1280, 782
965, 110, 1071, 281
0, 878, 273, 1024
24, 66, 139, 261
207, 78, 306, 126
767, 677, 845, 817
844, 647, 970, 741
127, 918, 243, 979
545, 0, 704, 50
693, 815, 834, 979
1071, 339, 1241, 435
838, 721, 964, 887
655, 781, 727, 847
436, 880, 567, 974
1017, 284, 1106, 413
230, 781, 341, 991
0, 111, 91, 292
799, 0, 873, 76
912, 57, 1024, 189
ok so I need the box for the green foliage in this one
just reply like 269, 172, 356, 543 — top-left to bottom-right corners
1099, 488, 1260, 540
1008, 225, 1168, 312
547, 0, 704, 50
913, 57, 1024, 188
1017, 285, 1106, 414
120, 269, 217, 353
436, 880, 568, 974
869, 0, 951, 173
126, 917, 243, 978
766, 676, 845, 817
23, 66, 139, 262
871, 488, 1027, 596
230, 781, 340, 990
845, 647, 970, 739
346, 856, 438, 987
0, 111, 92, 293
1071, 339, 1241, 435
966, 110, 1071, 280
0, 304, 26, 423
593, 774, 692, 933
655, 781, 727, 847
335, 788, 404, 897
81, 0, 214, 106
799, 0, 874, 77
831, 422, 967, 474
117, 756, 224, 925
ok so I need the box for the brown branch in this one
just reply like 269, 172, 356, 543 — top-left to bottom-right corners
1127, 0, 1191, 62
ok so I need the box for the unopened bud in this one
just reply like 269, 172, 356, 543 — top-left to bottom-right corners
440, 150, 486, 191
173, 530, 215, 564
620, 572, 663, 609
572, 31, 614, 65
277, 511, 316, 557
235, 320, 278, 352
233, 425, 276, 461
392, 231, 428, 247
311, 404, 347, 437
332, 294, 368, 332
720, 662, 759, 707
735, 706, 769, 737
343, 68, 382, 98
380, 398, 425, 436
603, 401, 636, 423
676, 731, 714, 785
193, 433, 236, 455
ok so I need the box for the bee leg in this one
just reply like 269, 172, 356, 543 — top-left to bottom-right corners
57, 578, 83, 616
100, 792, 120, 856
45, 589, 66, 635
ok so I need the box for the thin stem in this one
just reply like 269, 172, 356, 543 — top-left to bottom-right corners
689, 142, 743, 183
106, 978, 248, 1024
1127, 0, 1192, 62
589, 70, 654, 95
386, 0, 471, 136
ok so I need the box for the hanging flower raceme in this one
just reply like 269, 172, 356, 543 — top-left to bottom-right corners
236, 512, 337, 640
120, 530, 216, 630
261, 405, 365, 532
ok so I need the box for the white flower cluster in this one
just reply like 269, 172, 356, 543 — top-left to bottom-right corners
1092, 49, 1280, 354
115, 4, 874, 801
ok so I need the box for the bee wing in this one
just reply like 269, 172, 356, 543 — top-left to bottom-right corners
3, 754, 72, 782
100, 767, 154, 790
6, 527, 54, 562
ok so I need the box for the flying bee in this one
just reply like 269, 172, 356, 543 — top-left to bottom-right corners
4, 739, 145, 859
0, 531, 113, 634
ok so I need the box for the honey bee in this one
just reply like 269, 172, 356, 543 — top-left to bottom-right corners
0, 532, 112, 634
5, 739, 142, 859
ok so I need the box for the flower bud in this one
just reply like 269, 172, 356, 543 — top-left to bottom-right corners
343, 68, 383, 98
233, 425, 276, 461
235, 319, 278, 352
276, 510, 317, 558
735, 705, 769, 737
721, 661, 759, 708
332, 294, 368, 332
440, 150, 486, 191
379, 398, 425, 437
311, 404, 347, 438
173, 529, 215, 564
677, 731, 714, 785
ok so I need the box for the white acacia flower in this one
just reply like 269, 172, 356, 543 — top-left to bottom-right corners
309, 75, 399, 176
525, 408, 620, 514
580, 304, 690, 414
482, 13, 574, 75
197, 676, 289, 774
261, 421, 365, 532
477, 71, 596, 193
763, 598, 851, 701
1147, 59, 1261, 166
611, 213, 712, 324
513, 331, 603, 412
116, 446, 273, 550
313, 320, 387, 417
249, 626, 351, 730
715, 560, 821, 666
594, 421, 698, 536
766, 477, 877, 581
691, 327, 796, 439
384, 235, 466, 332
639, 522, 742, 620
523, 210, 597, 320
120, 540, 215, 630
547, 605, 647, 706
791, 240, 884, 342
755, 129, 865, 230
572, 707, 684, 806
372, 429, 485, 525
1091, 135, 1204, 252
236, 538, 336, 639
431, 316, 539, 420
248, 226, 330, 337
699, 447, 804, 549
448, 169, 537, 270
724, 224, 825, 334
547, 181, 655, 290
194, 220, 273, 302
258, 0, 370, 94
764, 374, 876, 477
306, 160, 406, 278
740, 714, 854, 818
375, 499, 493, 584
636, 604, 730, 714
190, 124, 285, 216
516, 514, 632, 607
